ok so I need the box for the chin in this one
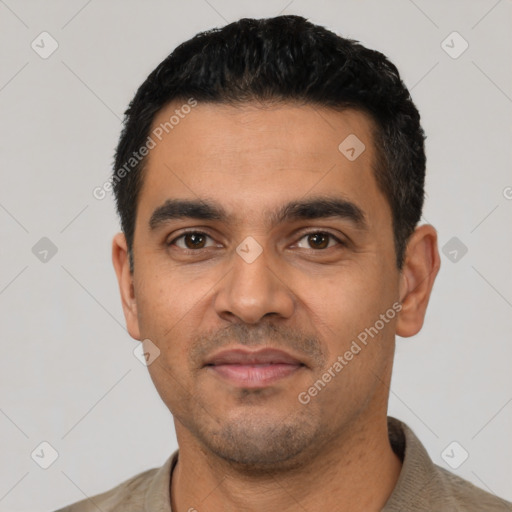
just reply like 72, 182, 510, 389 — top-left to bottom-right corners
196, 412, 322, 471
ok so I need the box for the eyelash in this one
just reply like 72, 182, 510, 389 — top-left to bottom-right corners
167, 229, 346, 252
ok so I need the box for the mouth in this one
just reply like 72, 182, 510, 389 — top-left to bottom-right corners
204, 347, 306, 388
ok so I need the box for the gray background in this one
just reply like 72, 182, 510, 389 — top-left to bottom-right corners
1, 0, 511, 510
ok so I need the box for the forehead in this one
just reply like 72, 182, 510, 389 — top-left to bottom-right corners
137, 101, 391, 232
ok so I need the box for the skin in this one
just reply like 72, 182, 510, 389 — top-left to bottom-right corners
112, 100, 440, 511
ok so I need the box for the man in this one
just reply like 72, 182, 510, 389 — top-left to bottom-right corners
56, 15, 512, 512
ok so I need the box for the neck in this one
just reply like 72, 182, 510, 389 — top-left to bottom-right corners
170, 411, 402, 512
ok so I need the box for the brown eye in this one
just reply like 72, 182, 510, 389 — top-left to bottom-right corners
296, 232, 342, 250
170, 232, 214, 250
307, 233, 329, 249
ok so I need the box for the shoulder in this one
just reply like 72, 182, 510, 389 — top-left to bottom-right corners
433, 464, 512, 511
385, 417, 512, 511
53, 467, 159, 512
52, 452, 177, 512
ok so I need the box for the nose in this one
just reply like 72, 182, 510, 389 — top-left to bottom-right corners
213, 239, 295, 324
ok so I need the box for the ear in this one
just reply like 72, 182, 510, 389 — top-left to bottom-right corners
112, 232, 141, 340
396, 224, 441, 338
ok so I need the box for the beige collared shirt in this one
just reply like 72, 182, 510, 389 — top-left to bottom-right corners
54, 416, 512, 511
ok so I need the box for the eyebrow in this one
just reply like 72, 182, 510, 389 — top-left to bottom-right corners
149, 196, 369, 231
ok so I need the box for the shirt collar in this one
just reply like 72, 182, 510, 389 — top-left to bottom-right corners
382, 416, 444, 510
144, 449, 178, 511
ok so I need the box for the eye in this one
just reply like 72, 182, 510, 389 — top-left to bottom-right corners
169, 231, 216, 250
295, 231, 344, 250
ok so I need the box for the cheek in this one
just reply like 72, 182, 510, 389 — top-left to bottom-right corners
134, 270, 211, 368
306, 265, 394, 347
139, 277, 198, 407
135, 267, 192, 327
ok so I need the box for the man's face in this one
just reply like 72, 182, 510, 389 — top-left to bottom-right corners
124, 102, 403, 468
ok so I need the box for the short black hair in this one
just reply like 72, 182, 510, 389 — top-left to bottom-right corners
112, 14, 426, 271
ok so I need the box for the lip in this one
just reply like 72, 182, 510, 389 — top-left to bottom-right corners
205, 347, 303, 366
204, 347, 306, 388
